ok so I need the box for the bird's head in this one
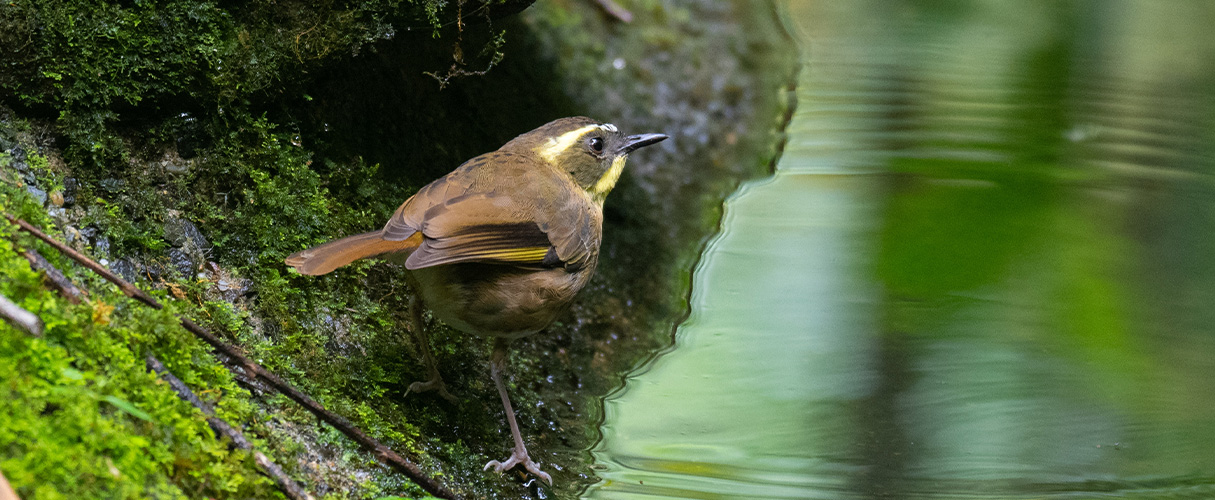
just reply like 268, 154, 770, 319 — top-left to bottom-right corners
505, 117, 668, 203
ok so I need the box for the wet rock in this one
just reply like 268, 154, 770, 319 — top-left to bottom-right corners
168, 248, 196, 277
215, 277, 252, 301
25, 185, 47, 205
62, 226, 85, 251
319, 310, 366, 357
99, 178, 125, 193
61, 178, 78, 206
9, 146, 29, 173
110, 259, 140, 283
157, 149, 193, 174
92, 236, 111, 259
164, 217, 210, 249
201, 262, 253, 302
162, 216, 212, 277
164, 160, 191, 174
143, 263, 164, 281
111, 257, 165, 283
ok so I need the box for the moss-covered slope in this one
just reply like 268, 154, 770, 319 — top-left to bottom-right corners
1, 0, 798, 498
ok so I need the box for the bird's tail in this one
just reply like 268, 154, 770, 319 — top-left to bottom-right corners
285, 231, 422, 275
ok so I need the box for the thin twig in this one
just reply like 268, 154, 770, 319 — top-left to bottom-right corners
146, 356, 315, 500
3, 214, 460, 500
21, 247, 86, 304
177, 316, 457, 499
0, 467, 20, 500
0, 292, 42, 337
5, 216, 158, 307
12, 233, 314, 500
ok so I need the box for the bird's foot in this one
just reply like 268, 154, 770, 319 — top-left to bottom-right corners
405, 376, 457, 403
484, 447, 552, 485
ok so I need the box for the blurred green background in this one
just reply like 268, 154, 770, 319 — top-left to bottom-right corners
587, 1, 1215, 499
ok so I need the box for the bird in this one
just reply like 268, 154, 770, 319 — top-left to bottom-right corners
284, 116, 667, 484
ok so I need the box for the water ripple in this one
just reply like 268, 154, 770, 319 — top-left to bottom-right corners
585, 2, 1215, 499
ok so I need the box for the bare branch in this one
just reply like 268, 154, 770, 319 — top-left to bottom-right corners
0, 466, 20, 500
5, 215, 158, 308
0, 293, 42, 337
21, 247, 86, 304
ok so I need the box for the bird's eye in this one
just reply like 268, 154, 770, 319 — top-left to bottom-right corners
588, 136, 605, 154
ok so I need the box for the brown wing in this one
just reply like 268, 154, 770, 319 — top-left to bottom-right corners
405, 193, 557, 269
381, 153, 600, 271
380, 159, 478, 242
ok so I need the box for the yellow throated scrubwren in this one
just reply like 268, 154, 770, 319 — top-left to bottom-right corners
285, 117, 667, 484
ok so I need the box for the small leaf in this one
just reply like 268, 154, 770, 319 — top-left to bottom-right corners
92, 300, 115, 325
102, 395, 154, 422
60, 367, 84, 381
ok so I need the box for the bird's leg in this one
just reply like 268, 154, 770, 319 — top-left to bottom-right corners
404, 294, 457, 403
483, 338, 552, 485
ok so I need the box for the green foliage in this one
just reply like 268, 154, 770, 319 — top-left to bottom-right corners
0, 0, 454, 173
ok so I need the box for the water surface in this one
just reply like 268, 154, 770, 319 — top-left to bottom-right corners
586, 2, 1215, 499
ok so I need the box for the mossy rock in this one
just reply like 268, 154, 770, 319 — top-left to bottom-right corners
0, 0, 799, 498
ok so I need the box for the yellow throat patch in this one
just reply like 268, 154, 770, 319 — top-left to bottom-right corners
590, 155, 627, 202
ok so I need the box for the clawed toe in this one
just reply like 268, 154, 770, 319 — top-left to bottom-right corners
525, 461, 553, 485
484, 450, 552, 485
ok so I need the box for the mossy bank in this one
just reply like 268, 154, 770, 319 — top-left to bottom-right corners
0, 1, 798, 498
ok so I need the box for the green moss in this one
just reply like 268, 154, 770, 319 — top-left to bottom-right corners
0, 103, 435, 497
0, 188, 279, 499
1, 0, 507, 177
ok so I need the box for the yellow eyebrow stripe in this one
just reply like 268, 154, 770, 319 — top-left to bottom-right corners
537, 125, 599, 164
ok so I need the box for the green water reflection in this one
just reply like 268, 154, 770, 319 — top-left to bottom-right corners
585, 1, 1215, 499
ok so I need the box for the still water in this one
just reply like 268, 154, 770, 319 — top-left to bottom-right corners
585, 1, 1215, 499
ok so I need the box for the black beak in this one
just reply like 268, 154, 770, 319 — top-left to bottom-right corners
618, 133, 669, 155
